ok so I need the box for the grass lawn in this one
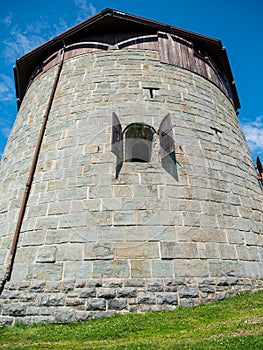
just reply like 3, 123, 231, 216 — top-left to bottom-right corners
1, 291, 263, 349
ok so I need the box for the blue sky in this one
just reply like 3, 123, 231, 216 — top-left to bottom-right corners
0, 0, 262, 163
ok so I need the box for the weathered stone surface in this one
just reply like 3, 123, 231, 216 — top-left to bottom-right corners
173, 260, 208, 278
53, 308, 75, 323
86, 299, 106, 311
97, 288, 116, 299
2, 304, 26, 316
157, 292, 178, 305
131, 260, 151, 278
84, 243, 114, 260
179, 286, 199, 298
36, 246, 57, 263
108, 298, 127, 310
115, 242, 159, 259
138, 292, 156, 305
64, 261, 92, 279
93, 261, 130, 278
79, 288, 96, 298
0, 28, 262, 325
161, 242, 198, 259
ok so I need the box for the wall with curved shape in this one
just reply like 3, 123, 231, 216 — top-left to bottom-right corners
0, 47, 262, 325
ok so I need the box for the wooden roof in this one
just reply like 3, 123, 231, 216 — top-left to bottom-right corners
14, 8, 240, 110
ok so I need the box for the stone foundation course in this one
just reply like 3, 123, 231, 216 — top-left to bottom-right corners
1, 277, 263, 326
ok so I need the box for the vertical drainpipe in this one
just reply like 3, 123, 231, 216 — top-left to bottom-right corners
0, 43, 66, 295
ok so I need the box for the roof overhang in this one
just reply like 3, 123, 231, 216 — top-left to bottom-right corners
14, 8, 240, 110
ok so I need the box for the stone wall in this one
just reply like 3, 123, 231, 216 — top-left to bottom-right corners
0, 48, 262, 325
1, 277, 263, 326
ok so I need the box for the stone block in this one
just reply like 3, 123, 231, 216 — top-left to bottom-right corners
15, 247, 36, 263
183, 212, 200, 227
2, 304, 26, 317
93, 260, 130, 278
53, 308, 75, 323
146, 279, 164, 292
179, 286, 199, 298
237, 218, 251, 232
45, 281, 61, 292
64, 261, 92, 279
151, 260, 173, 278
147, 226, 176, 241
86, 299, 106, 311
237, 246, 260, 261
114, 211, 136, 226
84, 243, 114, 260
89, 185, 113, 199
227, 230, 245, 245
22, 231, 46, 247
161, 242, 198, 259
133, 185, 158, 198
20, 294, 37, 302
115, 242, 159, 259
59, 213, 86, 228
97, 288, 116, 299
108, 298, 128, 310
137, 210, 161, 226
242, 261, 262, 278
66, 298, 85, 306
103, 280, 123, 288
102, 198, 122, 211
123, 198, 146, 210
79, 288, 96, 298
46, 229, 71, 244
47, 201, 71, 215
208, 260, 242, 278
35, 216, 59, 230
164, 278, 179, 292
218, 243, 237, 260
138, 292, 156, 305
36, 246, 57, 263
37, 294, 65, 307
117, 287, 137, 298
198, 242, 219, 259
98, 226, 125, 241
70, 227, 97, 243
131, 260, 151, 278
157, 292, 178, 305
169, 199, 202, 212
62, 280, 75, 292
28, 263, 63, 281
57, 243, 83, 261
173, 259, 208, 278
0, 317, 14, 327
75, 311, 93, 322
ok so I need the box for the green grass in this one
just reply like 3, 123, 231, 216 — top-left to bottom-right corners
1, 291, 263, 349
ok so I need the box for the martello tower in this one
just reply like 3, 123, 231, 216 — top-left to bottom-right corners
0, 9, 262, 325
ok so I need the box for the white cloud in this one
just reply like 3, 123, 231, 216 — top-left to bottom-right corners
74, 1, 97, 22
3, 24, 52, 64
2, 3, 97, 64
242, 116, 263, 153
0, 74, 14, 102
0, 13, 12, 26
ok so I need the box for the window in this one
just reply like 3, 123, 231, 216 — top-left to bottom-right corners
124, 123, 155, 162
111, 113, 177, 180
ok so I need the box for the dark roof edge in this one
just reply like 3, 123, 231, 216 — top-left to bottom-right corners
14, 8, 240, 110
16, 8, 222, 64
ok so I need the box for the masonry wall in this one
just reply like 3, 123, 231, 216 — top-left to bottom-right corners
0, 49, 262, 325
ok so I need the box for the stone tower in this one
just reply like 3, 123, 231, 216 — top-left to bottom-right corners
0, 9, 262, 326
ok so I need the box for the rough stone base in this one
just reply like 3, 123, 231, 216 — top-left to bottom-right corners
1, 277, 263, 326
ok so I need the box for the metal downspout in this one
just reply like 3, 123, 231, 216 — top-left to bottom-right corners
0, 44, 65, 295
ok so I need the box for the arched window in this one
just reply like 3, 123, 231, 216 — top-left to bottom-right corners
124, 123, 155, 162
